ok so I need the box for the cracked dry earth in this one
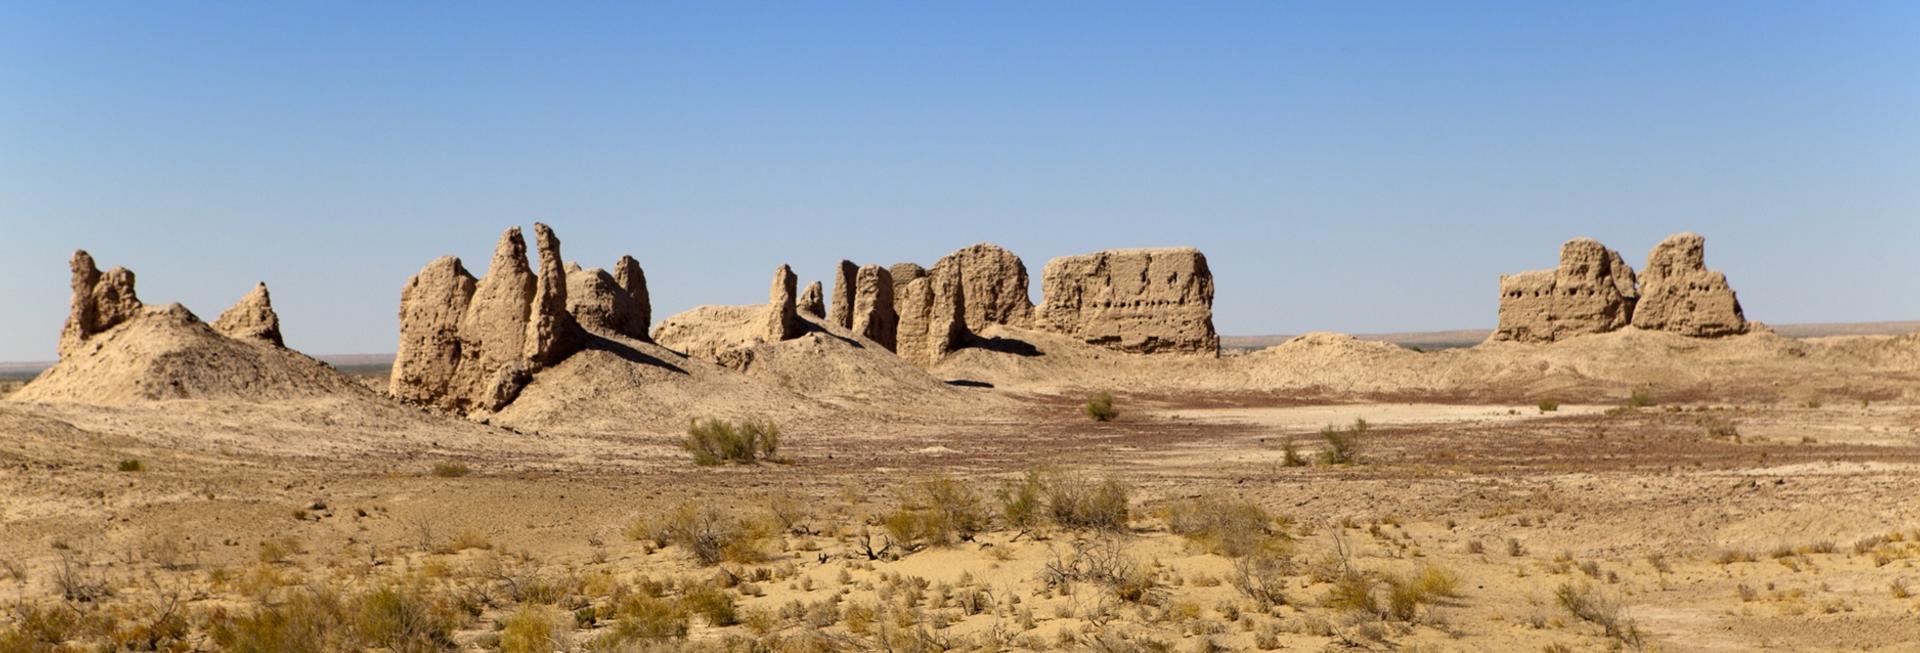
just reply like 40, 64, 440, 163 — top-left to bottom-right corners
3, 377, 1920, 652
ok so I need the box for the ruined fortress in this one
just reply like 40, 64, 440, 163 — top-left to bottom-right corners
41, 227, 1759, 417
1493, 232, 1748, 343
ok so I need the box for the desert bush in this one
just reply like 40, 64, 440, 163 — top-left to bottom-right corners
208, 587, 350, 653
1383, 565, 1462, 622
430, 462, 470, 478
2, 602, 81, 651
681, 586, 738, 627
597, 593, 689, 645
1319, 419, 1367, 465
450, 529, 493, 552
1084, 392, 1118, 422
1045, 473, 1131, 531
1231, 550, 1293, 606
1704, 418, 1741, 442
500, 604, 569, 653
656, 503, 769, 566
683, 418, 781, 465
257, 536, 302, 564
996, 470, 1046, 535
353, 583, 465, 652
1164, 495, 1287, 557
1281, 438, 1308, 467
211, 581, 464, 653
887, 475, 988, 548
1625, 386, 1656, 408
1537, 399, 1559, 413
117, 459, 145, 473
1554, 582, 1643, 648
1322, 571, 1378, 615
1041, 537, 1156, 603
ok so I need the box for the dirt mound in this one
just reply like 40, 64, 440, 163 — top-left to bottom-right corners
498, 313, 992, 434
13, 304, 369, 405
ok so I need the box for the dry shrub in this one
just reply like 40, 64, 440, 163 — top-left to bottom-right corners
1232, 550, 1294, 606
430, 462, 470, 478
681, 586, 737, 627
1319, 419, 1367, 465
996, 470, 1046, 535
207, 581, 466, 653
598, 593, 689, 646
1555, 582, 1644, 649
1041, 536, 1156, 604
1164, 495, 1287, 557
500, 604, 570, 653
656, 503, 770, 566
1084, 392, 1118, 421
887, 475, 988, 548
1045, 473, 1130, 531
683, 418, 781, 466
1383, 565, 1461, 622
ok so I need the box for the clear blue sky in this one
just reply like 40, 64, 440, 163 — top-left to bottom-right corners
3, 2, 1916, 360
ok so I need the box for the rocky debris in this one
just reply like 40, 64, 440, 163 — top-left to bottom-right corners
767, 264, 803, 341
59, 251, 143, 358
895, 265, 970, 367
851, 264, 898, 351
213, 282, 285, 346
390, 256, 477, 408
829, 260, 858, 330
524, 223, 584, 366
1633, 232, 1748, 337
931, 243, 1032, 328
798, 281, 826, 318
1492, 238, 1640, 343
1037, 248, 1218, 355
613, 255, 651, 334
566, 267, 649, 341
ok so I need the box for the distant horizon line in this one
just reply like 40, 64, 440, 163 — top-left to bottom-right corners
4, 319, 1915, 371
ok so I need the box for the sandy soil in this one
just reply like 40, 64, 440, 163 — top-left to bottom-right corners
3, 325, 1920, 652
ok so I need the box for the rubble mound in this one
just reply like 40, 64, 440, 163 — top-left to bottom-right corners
15, 304, 366, 404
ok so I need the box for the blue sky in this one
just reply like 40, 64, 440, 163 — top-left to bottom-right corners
2, 2, 1916, 360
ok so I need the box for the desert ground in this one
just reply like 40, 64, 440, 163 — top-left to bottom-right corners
6, 312, 1920, 653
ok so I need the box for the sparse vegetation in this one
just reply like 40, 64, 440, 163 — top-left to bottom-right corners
1281, 437, 1308, 466
683, 417, 781, 465
1555, 582, 1644, 649
655, 502, 770, 565
117, 459, 144, 472
1043, 472, 1131, 531
1084, 391, 1118, 422
1164, 495, 1286, 557
1537, 399, 1559, 413
1319, 418, 1367, 465
1625, 386, 1657, 408
886, 474, 988, 548
430, 462, 470, 477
